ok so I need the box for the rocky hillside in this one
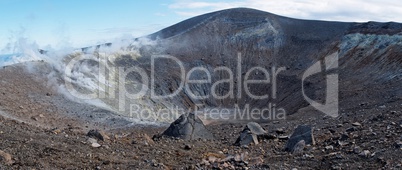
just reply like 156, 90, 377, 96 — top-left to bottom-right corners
1, 8, 401, 124
101, 8, 401, 122
0, 8, 401, 169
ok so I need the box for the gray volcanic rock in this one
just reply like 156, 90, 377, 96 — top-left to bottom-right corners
235, 122, 267, 146
87, 129, 105, 141
246, 122, 268, 135
395, 141, 402, 149
291, 140, 305, 154
162, 112, 214, 140
285, 125, 315, 152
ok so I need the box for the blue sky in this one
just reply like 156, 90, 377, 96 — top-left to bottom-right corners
0, 0, 183, 50
1, 0, 401, 52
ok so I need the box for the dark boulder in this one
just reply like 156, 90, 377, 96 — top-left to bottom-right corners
162, 112, 214, 140
284, 125, 315, 152
235, 122, 267, 146
87, 129, 107, 141
291, 140, 305, 154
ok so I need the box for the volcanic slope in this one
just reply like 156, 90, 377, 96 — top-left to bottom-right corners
0, 8, 401, 169
112, 8, 402, 121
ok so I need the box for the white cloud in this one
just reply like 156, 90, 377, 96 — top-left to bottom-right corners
169, 0, 402, 22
